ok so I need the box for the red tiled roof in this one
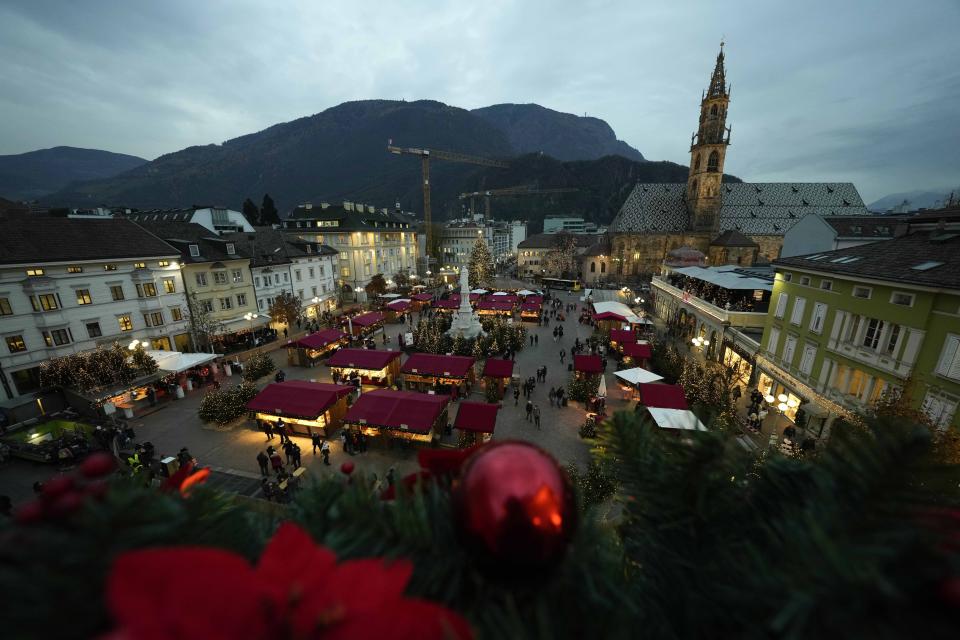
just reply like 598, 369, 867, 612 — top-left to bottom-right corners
476, 301, 515, 312
349, 311, 385, 327
296, 329, 347, 350
325, 348, 402, 370
411, 293, 433, 302
401, 353, 475, 378
574, 355, 603, 374
246, 381, 353, 419
609, 329, 636, 344
454, 401, 499, 433
622, 343, 652, 359
343, 389, 450, 434
386, 300, 411, 311
638, 383, 688, 409
594, 311, 626, 321
482, 358, 514, 378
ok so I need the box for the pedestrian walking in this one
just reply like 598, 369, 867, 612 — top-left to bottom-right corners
341, 429, 351, 455
560, 349, 566, 363
292, 444, 302, 469
530, 335, 534, 347
283, 440, 294, 465
534, 405, 541, 429
263, 420, 274, 441
321, 440, 331, 465
534, 334, 539, 346
270, 451, 284, 474
542, 365, 548, 381
514, 386, 520, 406
276, 419, 289, 444
526, 400, 533, 422
548, 387, 556, 406
256, 450, 269, 476
387, 466, 396, 487
311, 432, 322, 455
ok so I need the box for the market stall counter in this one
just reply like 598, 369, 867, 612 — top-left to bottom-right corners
482, 358, 514, 398
342, 311, 385, 337
454, 401, 499, 447
476, 300, 515, 318
608, 329, 638, 348
246, 381, 354, 437
573, 355, 604, 379
342, 389, 450, 445
401, 353, 476, 395
325, 348, 402, 387
519, 301, 542, 322
432, 299, 459, 313
287, 329, 349, 367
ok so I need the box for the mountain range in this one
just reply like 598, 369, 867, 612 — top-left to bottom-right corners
868, 187, 959, 213
14, 100, 737, 229
0, 146, 146, 201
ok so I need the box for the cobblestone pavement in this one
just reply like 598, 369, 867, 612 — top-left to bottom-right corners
0, 286, 632, 506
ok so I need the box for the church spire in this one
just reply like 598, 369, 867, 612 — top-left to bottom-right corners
707, 42, 728, 99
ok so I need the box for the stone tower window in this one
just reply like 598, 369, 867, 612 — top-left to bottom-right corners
707, 151, 720, 172
590, 262, 596, 273
694, 154, 701, 171
710, 104, 718, 116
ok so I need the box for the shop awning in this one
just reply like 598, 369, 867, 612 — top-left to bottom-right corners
348, 312, 385, 327
246, 381, 353, 419
144, 350, 219, 374
523, 295, 543, 304
343, 389, 450, 434
491, 291, 509, 296
386, 299, 411, 312
483, 358, 514, 378
433, 299, 459, 309
454, 401, 499, 433
615, 367, 664, 385
471, 288, 489, 294
326, 348, 402, 370
593, 311, 627, 321
411, 293, 434, 302
593, 301, 648, 325
646, 407, 708, 432
638, 383, 688, 409
477, 301, 515, 312
379, 293, 402, 299
622, 343, 652, 359
609, 329, 636, 344
519, 302, 541, 313
296, 329, 347, 350
517, 289, 537, 296
402, 353, 475, 378
574, 355, 603, 374
215, 313, 270, 334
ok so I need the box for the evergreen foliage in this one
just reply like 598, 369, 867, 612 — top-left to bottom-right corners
242, 198, 259, 225
545, 231, 578, 278
260, 193, 280, 225
467, 236, 494, 289
365, 273, 388, 298
39, 342, 156, 393
568, 373, 600, 402
197, 381, 258, 425
185, 291, 224, 352
242, 352, 276, 382
268, 291, 302, 326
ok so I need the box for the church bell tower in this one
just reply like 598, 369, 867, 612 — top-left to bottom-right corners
687, 43, 732, 233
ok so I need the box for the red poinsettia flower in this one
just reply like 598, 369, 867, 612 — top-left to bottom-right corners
160, 461, 211, 496
106, 522, 471, 640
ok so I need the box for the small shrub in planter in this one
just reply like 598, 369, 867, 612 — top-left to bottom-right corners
198, 382, 259, 425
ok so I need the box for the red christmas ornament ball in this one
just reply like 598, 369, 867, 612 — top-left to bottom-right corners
340, 461, 355, 476
453, 440, 576, 572
40, 475, 75, 502
14, 501, 45, 525
80, 452, 117, 479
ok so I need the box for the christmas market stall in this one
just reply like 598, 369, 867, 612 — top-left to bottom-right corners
482, 358, 514, 398
621, 342, 653, 368
246, 381, 353, 437
342, 311, 385, 338
570, 355, 604, 412
519, 301, 542, 322
410, 292, 434, 311
573, 355, 604, 379
645, 406, 708, 433
608, 329, 638, 349
342, 389, 450, 445
636, 383, 689, 410
145, 350, 221, 396
401, 353, 475, 395
384, 299, 412, 323
614, 367, 664, 401
433, 298, 460, 314
454, 401, 499, 447
592, 301, 651, 335
325, 348, 402, 387
476, 300, 515, 318
287, 329, 349, 367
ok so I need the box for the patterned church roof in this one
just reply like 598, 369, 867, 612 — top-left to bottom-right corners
609, 182, 869, 236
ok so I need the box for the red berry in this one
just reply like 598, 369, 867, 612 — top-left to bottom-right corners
41, 475, 75, 502
48, 491, 84, 518
340, 461, 355, 475
14, 501, 46, 525
80, 453, 117, 479
84, 479, 110, 501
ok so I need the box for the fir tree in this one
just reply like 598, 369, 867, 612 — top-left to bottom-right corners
467, 235, 494, 289
242, 198, 260, 225
260, 194, 280, 226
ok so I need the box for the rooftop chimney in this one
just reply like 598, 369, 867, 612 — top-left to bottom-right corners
304, 203, 313, 210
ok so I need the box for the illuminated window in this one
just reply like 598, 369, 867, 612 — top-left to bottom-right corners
134, 262, 146, 269
103, 264, 118, 271
67, 266, 83, 273
26, 268, 44, 276
171, 307, 183, 321
163, 278, 176, 293
31, 294, 59, 312
6, 335, 27, 353
76, 289, 92, 305
118, 314, 133, 331
158, 260, 170, 267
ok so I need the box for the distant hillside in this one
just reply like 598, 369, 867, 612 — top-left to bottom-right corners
869, 186, 959, 212
471, 104, 644, 162
0, 146, 146, 201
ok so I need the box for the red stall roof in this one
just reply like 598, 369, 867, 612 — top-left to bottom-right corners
486, 294, 518, 303
470, 293, 482, 302
622, 343, 652, 359
574, 354, 603, 374
477, 301, 515, 312
520, 302, 542, 313
594, 311, 626, 321
343, 389, 450, 434
454, 401, 499, 433
246, 381, 353, 419
296, 329, 347, 350
326, 348, 402, 370
401, 353, 475, 378
638, 383, 688, 409
349, 311, 385, 327
386, 300, 411, 312
609, 329, 636, 345
411, 293, 433, 302
433, 299, 459, 309
523, 295, 543, 304
482, 358, 514, 378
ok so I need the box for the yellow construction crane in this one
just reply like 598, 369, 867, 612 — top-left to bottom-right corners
387, 143, 509, 263
458, 185, 579, 219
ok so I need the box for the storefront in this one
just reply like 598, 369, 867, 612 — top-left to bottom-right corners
454, 401, 498, 447
401, 353, 475, 394
756, 372, 802, 422
722, 344, 754, 388
246, 380, 353, 437
482, 358, 514, 398
326, 348, 402, 387
287, 329, 348, 367
342, 389, 450, 445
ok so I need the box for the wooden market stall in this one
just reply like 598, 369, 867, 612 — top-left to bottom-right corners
476, 300, 515, 318
287, 329, 348, 367
573, 354, 604, 380
636, 383, 689, 410
246, 381, 353, 437
482, 358, 514, 398
384, 299, 412, 323
401, 353, 476, 395
519, 301, 542, 322
410, 293, 434, 311
609, 329, 638, 349
454, 401, 499, 447
614, 367, 664, 401
488, 292, 519, 304
326, 348, 402, 387
342, 311, 385, 337
342, 389, 451, 445
621, 342, 653, 368
433, 299, 459, 313
644, 406, 708, 433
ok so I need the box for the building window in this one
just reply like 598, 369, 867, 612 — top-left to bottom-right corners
76, 289, 92, 305
258, 299, 264, 310
195, 272, 208, 286
86, 322, 102, 338
295, 270, 302, 281
820, 280, 833, 291
885, 324, 901, 356
189, 244, 200, 257
67, 266, 84, 273
341, 267, 350, 277
590, 262, 596, 273
134, 262, 146, 269
863, 318, 884, 349
922, 392, 959, 429
118, 315, 133, 331
43, 329, 71, 346
220, 297, 233, 310
799, 344, 817, 376
6, 335, 27, 353
319, 265, 325, 276
790, 297, 806, 325
163, 278, 176, 293
782, 335, 797, 366
311, 286, 318, 296
707, 151, 720, 172
26, 268, 44, 276
144, 311, 164, 327
110, 285, 125, 301
853, 286, 872, 299
0, 298, 12, 315
136, 282, 158, 297
781, 273, 792, 282
214, 271, 227, 285
890, 291, 915, 307
774, 293, 788, 319
936, 335, 960, 381
232, 269, 243, 283
171, 307, 183, 321
255, 277, 261, 287
226, 243, 236, 255
309, 267, 315, 278
601, 262, 606, 273
200, 299, 214, 313
283, 273, 288, 282
158, 260, 170, 267
103, 264, 117, 271
236, 293, 247, 306
800, 276, 811, 286
766, 327, 781, 356
809, 302, 827, 334
31, 294, 59, 312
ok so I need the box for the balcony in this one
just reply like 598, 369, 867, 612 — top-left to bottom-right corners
826, 338, 914, 380
651, 277, 768, 327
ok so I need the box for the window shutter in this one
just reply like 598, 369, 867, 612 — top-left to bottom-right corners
783, 336, 797, 365
790, 297, 806, 325
937, 335, 960, 380
775, 293, 788, 318
767, 327, 780, 356
810, 302, 826, 333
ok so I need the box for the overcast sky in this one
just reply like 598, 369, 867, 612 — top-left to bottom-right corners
1, 0, 957, 203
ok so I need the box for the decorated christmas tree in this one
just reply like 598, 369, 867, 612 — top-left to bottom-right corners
467, 236, 494, 290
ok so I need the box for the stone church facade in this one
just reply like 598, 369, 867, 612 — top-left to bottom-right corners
609, 45, 870, 277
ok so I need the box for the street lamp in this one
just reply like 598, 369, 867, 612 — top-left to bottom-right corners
691, 336, 710, 350
127, 339, 140, 351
